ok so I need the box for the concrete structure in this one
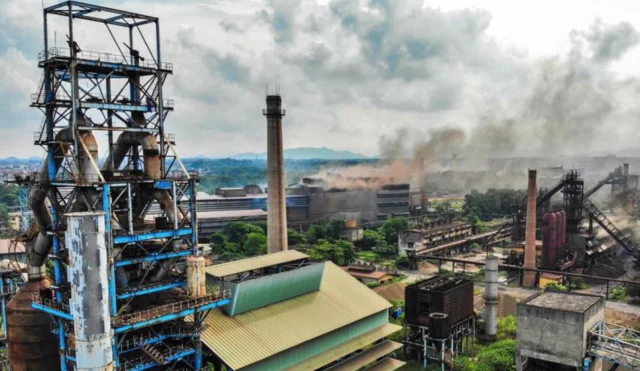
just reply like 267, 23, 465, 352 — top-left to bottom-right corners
398, 221, 473, 255
264, 94, 288, 253
186, 256, 206, 298
65, 212, 113, 371
484, 254, 498, 339
202, 254, 404, 370
516, 292, 605, 370
524, 169, 538, 287
342, 265, 394, 285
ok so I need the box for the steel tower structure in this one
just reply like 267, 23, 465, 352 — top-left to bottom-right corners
21, 2, 230, 370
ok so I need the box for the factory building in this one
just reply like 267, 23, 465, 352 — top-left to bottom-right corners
201, 251, 404, 370
398, 221, 473, 256
516, 292, 605, 370
185, 182, 414, 240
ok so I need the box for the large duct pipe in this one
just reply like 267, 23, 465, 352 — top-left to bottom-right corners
103, 132, 176, 223
484, 254, 499, 339
66, 211, 113, 371
264, 95, 288, 253
523, 169, 537, 287
542, 212, 557, 269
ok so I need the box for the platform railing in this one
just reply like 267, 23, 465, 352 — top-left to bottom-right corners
114, 290, 231, 326
39, 47, 173, 70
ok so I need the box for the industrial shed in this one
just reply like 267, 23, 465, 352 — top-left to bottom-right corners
201, 253, 404, 371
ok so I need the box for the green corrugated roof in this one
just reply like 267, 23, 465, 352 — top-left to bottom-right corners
200, 261, 392, 370
205, 250, 308, 278
225, 263, 324, 316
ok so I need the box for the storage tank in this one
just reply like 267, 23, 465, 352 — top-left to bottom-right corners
558, 210, 566, 246
542, 212, 557, 269
554, 211, 563, 249
6, 279, 60, 371
429, 312, 450, 340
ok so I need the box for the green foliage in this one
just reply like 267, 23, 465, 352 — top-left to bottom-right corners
287, 228, 306, 246
306, 239, 356, 266
544, 282, 568, 292
362, 229, 383, 250
305, 223, 326, 244
243, 232, 267, 256
209, 222, 267, 261
379, 217, 408, 245
496, 316, 517, 340
570, 279, 589, 290
477, 340, 517, 371
463, 189, 526, 221
612, 286, 628, 301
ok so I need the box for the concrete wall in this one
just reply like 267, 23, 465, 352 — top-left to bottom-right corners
517, 295, 604, 368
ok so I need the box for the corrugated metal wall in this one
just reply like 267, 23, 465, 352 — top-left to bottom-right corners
242, 310, 389, 371
225, 263, 325, 316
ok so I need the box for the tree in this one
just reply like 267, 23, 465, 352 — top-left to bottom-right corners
379, 217, 408, 245
305, 223, 326, 244
362, 230, 383, 250
476, 340, 517, 371
287, 228, 306, 246
326, 219, 345, 241
243, 232, 267, 256
224, 222, 264, 245
307, 239, 356, 266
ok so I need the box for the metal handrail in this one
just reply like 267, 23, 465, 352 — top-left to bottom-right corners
114, 290, 231, 325
39, 47, 173, 70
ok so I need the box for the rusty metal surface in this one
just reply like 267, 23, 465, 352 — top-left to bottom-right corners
6, 279, 60, 371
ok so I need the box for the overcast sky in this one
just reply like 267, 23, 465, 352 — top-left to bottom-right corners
2, 0, 640, 158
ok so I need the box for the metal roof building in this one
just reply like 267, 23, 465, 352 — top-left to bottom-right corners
201, 254, 404, 371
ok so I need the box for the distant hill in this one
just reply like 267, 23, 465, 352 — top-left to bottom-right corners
232, 147, 366, 160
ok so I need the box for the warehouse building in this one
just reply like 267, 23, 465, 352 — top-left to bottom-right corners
201, 251, 404, 370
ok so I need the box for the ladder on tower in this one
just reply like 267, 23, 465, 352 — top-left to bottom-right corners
141, 344, 165, 365
582, 199, 638, 261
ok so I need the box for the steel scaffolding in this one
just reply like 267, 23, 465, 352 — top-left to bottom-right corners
27, 2, 230, 370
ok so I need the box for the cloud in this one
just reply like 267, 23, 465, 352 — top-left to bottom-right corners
0, 0, 640, 160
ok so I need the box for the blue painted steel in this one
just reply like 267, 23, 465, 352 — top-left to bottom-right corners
189, 179, 198, 253
114, 298, 230, 334
116, 281, 186, 300
154, 180, 172, 190
103, 184, 118, 318
114, 250, 192, 267
31, 302, 74, 321
113, 228, 192, 244
66, 356, 76, 362
128, 349, 196, 371
0, 279, 6, 337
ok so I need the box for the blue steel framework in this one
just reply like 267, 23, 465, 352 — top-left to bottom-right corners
29, 2, 230, 370
0, 272, 20, 369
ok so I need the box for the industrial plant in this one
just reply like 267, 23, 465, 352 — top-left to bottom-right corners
0, 1, 639, 371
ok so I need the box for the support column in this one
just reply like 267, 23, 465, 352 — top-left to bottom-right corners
66, 212, 113, 371
524, 169, 537, 287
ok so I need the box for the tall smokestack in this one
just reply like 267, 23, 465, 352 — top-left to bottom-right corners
263, 94, 288, 253
523, 169, 537, 287
484, 254, 499, 339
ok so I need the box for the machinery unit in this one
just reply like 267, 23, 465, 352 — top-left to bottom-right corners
7, 2, 231, 370
403, 276, 476, 370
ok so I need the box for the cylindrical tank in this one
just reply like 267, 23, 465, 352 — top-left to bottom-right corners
66, 211, 113, 371
554, 212, 562, 249
484, 255, 499, 338
187, 255, 206, 298
429, 312, 450, 340
6, 278, 60, 371
558, 210, 566, 246
542, 212, 557, 269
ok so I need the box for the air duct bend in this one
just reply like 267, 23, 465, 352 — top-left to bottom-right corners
105, 132, 176, 223
29, 128, 96, 279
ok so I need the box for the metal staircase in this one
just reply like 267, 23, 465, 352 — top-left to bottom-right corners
582, 199, 638, 261
588, 321, 640, 370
